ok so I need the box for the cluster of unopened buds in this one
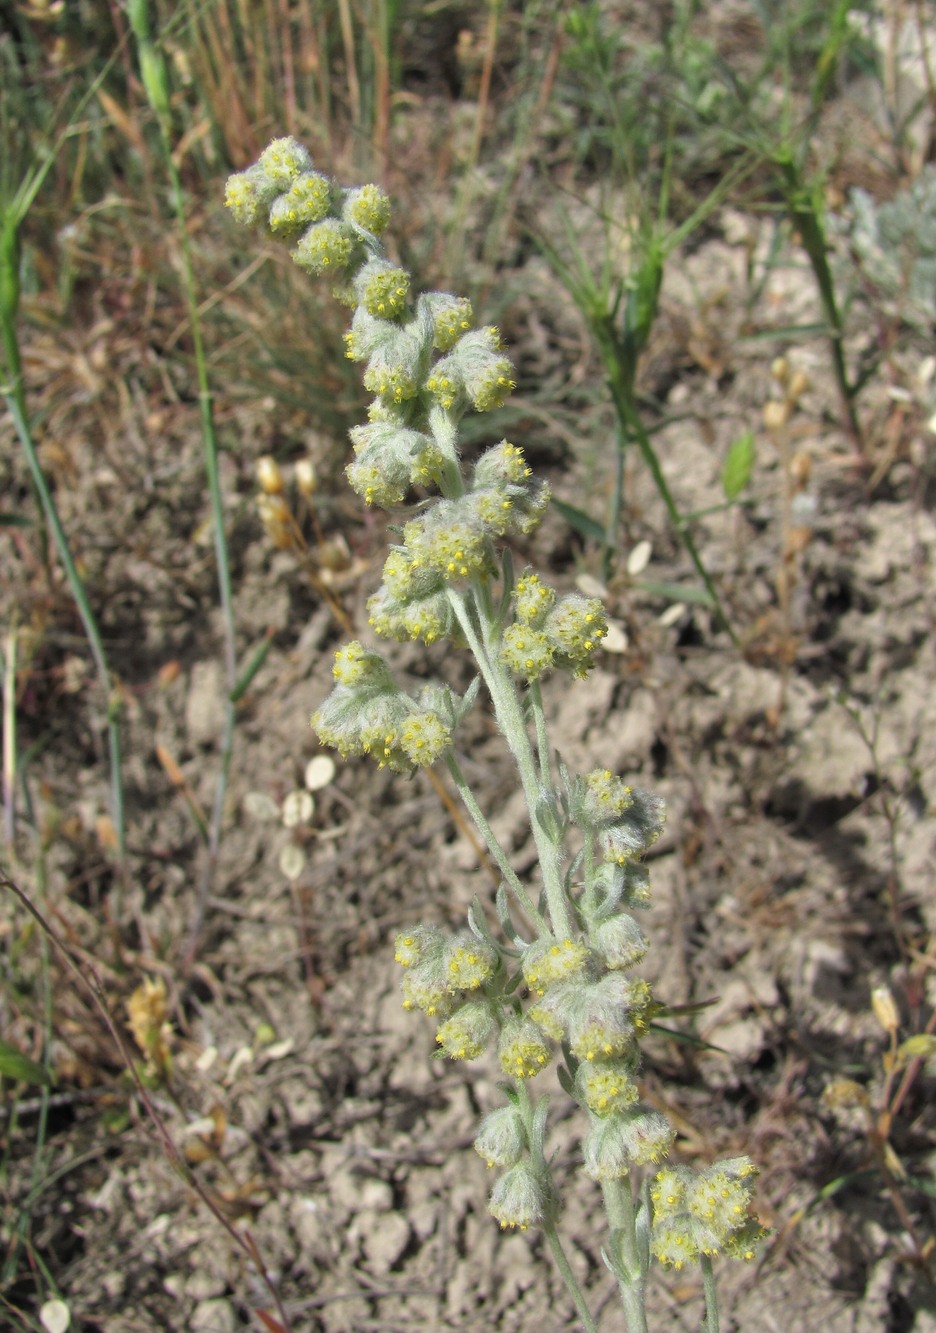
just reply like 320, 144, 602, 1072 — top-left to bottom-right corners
226, 137, 768, 1306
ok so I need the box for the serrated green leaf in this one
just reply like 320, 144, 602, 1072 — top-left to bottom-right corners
0, 1038, 51, 1087
721, 430, 756, 501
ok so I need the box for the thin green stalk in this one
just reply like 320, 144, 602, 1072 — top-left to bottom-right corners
601, 1175, 648, 1333
2, 390, 126, 867
3, 629, 16, 850
444, 751, 546, 932
701, 1253, 720, 1333
603, 418, 627, 582
591, 316, 737, 645
3, 24, 147, 893
774, 154, 861, 441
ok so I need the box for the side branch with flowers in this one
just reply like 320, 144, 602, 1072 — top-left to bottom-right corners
225, 137, 768, 1332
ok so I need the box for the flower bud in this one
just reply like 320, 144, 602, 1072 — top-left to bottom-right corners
445, 933, 497, 992
650, 1158, 767, 1267
583, 1110, 675, 1180
403, 503, 494, 583
650, 1217, 702, 1269
513, 571, 556, 627
622, 1111, 676, 1164
347, 420, 442, 507
521, 937, 590, 996
355, 258, 411, 319
394, 924, 445, 969
396, 925, 452, 1015
598, 788, 666, 864
545, 595, 608, 676
591, 911, 648, 970
498, 1016, 552, 1079
488, 1160, 548, 1230
293, 218, 356, 275
400, 710, 452, 767
330, 640, 393, 688
362, 335, 421, 405
420, 292, 474, 351
579, 769, 634, 824
650, 1165, 691, 1218
258, 136, 313, 188
343, 305, 401, 362
687, 1162, 757, 1238
367, 583, 455, 645
225, 166, 280, 227
401, 969, 454, 1018
474, 439, 533, 488
435, 1000, 496, 1060
575, 1058, 639, 1116
500, 623, 555, 680
474, 1104, 526, 1168
269, 171, 334, 237
342, 183, 391, 235
426, 326, 516, 413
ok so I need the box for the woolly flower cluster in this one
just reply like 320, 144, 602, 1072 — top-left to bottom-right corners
310, 641, 458, 774
501, 570, 608, 680
392, 921, 557, 1231
226, 138, 608, 775
649, 1159, 769, 1269
391, 759, 670, 1228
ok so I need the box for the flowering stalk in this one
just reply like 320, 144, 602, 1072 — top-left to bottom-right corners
225, 138, 768, 1329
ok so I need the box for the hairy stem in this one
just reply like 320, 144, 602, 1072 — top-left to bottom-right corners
444, 752, 546, 932
601, 1175, 648, 1333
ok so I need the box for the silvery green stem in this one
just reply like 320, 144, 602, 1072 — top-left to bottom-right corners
601, 1176, 648, 1333
528, 678, 552, 790
443, 752, 546, 932
447, 587, 574, 940
701, 1253, 720, 1333
542, 1222, 600, 1333
513, 1082, 599, 1333
581, 833, 597, 918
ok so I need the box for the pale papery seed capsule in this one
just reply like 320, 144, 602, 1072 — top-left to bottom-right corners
770, 355, 790, 385
871, 985, 899, 1035
787, 369, 810, 404
790, 449, 812, 490
295, 459, 317, 497
257, 493, 293, 549
763, 399, 790, 431
257, 455, 285, 495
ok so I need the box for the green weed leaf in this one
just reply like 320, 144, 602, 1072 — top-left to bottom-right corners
551, 497, 606, 543
0, 1038, 51, 1087
721, 430, 755, 501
